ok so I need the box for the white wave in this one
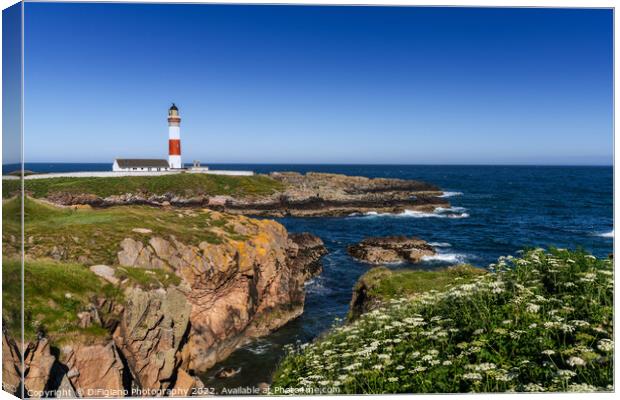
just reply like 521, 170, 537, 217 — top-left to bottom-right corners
244, 342, 272, 355
422, 253, 468, 263
359, 206, 469, 219
305, 277, 333, 295
598, 230, 614, 238
435, 206, 467, 213
402, 207, 469, 219
439, 191, 463, 198
429, 242, 452, 248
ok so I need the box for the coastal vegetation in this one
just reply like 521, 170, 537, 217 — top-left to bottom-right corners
2, 258, 120, 343
272, 249, 613, 393
1, 195, 329, 394
2, 197, 256, 264
1, 172, 448, 217
2, 173, 284, 199
348, 264, 486, 319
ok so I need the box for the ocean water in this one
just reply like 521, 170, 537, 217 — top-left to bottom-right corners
8, 163, 613, 390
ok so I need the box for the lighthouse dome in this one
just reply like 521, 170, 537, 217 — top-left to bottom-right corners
168, 103, 179, 117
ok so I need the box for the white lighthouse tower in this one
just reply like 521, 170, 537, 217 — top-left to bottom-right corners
168, 103, 182, 169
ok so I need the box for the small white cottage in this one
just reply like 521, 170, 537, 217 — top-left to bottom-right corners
112, 159, 170, 172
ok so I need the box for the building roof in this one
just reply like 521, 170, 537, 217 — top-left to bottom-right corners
115, 159, 169, 168
169, 103, 178, 111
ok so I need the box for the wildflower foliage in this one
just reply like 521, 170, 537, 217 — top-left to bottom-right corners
272, 249, 613, 393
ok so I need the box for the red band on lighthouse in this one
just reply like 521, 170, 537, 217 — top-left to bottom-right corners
169, 139, 181, 155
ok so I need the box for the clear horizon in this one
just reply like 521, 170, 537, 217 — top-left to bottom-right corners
3, 161, 613, 167
3, 4, 614, 165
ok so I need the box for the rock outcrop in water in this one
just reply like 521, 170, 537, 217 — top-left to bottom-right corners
37, 172, 448, 217
347, 236, 435, 264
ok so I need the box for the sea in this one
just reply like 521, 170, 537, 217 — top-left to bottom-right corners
10, 163, 614, 390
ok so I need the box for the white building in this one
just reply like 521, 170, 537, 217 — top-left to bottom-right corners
112, 159, 170, 172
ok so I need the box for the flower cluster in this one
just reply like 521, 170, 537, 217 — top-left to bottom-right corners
272, 249, 613, 393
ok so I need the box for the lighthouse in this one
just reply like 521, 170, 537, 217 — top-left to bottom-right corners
168, 103, 182, 169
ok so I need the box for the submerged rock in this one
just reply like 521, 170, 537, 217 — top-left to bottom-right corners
348, 236, 435, 264
215, 367, 241, 379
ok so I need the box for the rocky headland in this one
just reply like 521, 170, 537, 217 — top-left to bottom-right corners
347, 264, 486, 320
347, 236, 436, 264
5, 172, 449, 217
2, 198, 326, 397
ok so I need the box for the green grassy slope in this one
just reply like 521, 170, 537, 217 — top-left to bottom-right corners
2, 173, 284, 199
273, 249, 613, 393
355, 264, 486, 303
2, 197, 251, 265
2, 259, 121, 343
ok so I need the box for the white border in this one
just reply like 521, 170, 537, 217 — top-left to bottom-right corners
0, 1, 616, 400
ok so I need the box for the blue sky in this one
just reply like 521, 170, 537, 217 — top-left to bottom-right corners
15, 4, 614, 164
2, 2, 21, 165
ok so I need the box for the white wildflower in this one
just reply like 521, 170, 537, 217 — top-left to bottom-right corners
526, 303, 541, 313
567, 383, 598, 392
523, 383, 546, 392
597, 338, 614, 353
556, 369, 577, 379
463, 372, 482, 381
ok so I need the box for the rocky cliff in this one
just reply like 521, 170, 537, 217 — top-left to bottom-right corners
2, 198, 326, 397
16, 172, 448, 217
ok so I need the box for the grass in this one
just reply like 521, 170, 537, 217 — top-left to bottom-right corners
2, 197, 254, 265
356, 264, 486, 303
2, 173, 284, 199
2, 258, 121, 343
272, 249, 613, 393
115, 266, 181, 289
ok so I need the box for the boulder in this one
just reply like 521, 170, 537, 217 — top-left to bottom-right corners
131, 228, 152, 234
60, 341, 126, 398
348, 236, 435, 264
89, 265, 119, 285
117, 238, 145, 267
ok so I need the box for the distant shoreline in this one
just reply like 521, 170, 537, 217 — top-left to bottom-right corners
2, 162, 613, 175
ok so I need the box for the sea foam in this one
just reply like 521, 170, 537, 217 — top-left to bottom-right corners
401, 207, 469, 219
429, 242, 452, 248
356, 206, 469, 219
598, 230, 614, 238
421, 253, 468, 263
439, 191, 463, 198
